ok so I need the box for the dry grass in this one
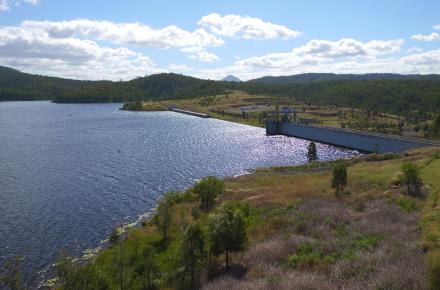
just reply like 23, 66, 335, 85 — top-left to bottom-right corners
203, 199, 426, 290
223, 172, 331, 207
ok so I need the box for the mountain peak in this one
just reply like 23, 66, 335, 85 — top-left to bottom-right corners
222, 75, 241, 82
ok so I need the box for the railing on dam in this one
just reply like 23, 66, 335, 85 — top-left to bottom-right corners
266, 120, 440, 153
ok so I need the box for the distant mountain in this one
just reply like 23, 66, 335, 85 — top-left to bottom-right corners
222, 75, 241, 82
248, 73, 440, 84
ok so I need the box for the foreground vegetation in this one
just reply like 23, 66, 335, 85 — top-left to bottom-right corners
26, 147, 436, 289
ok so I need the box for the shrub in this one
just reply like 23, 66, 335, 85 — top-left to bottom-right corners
109, 227, 120, 246
191, 207, 202, 220
355, 234, 381, 251
287, 242, 336, 269
396, 198, 418, 212
400, 162, 423, 198
331, 163, 348, 197
193, 176, 225, 210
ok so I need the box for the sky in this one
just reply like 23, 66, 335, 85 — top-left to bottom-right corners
0, 0, 440, 81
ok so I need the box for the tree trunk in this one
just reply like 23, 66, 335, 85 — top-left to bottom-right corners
208, 250, 212, 279
225, 251, 229, 269
190, 240, 195, 289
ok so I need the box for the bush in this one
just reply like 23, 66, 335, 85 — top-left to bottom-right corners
287, 242, 336, 269
355, 234, 381, 251
400, 162, 423, 198
109, 227, 120, 246
396, 198, 418, 212
193, 176, 224, 210
331, 163, 348, 197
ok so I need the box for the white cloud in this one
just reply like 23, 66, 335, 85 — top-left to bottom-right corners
406, 47, 423, 54
433, 25, 440, 30
22, 19, 224, 49
402, 48, 440, 66
198, 13, 301, 40
411, 32, 440, 42
235, 38, 404, 70
194, 38, 438, 81
23, 0, 39, 4
0, 25, 159, 80
0, 0, 39, 11
180, 46, 219, 62
19, 19, 224, 63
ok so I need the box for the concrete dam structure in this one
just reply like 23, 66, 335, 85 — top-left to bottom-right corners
266, 120, 440, 153
169, 108, 211, 118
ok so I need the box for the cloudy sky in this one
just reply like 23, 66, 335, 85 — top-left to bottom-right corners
1, 0, 440, 81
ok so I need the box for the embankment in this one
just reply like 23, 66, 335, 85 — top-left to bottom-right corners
267, 121, 440, 153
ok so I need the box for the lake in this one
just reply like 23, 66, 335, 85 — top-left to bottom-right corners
0, 101, 359, 286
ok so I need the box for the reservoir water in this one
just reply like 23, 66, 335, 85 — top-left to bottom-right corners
0, 101, 360, 286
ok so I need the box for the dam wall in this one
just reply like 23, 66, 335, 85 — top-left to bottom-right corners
169, 108, 211, 118
266, 121, 439, 153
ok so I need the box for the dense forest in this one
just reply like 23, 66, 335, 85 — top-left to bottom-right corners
237, 80, 440, 116
1, 66, 440, 117
249, 72, 440, 84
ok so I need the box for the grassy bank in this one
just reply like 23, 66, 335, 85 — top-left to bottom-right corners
53, 147, 440, 289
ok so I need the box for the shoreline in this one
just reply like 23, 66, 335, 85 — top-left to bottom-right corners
42, 155, 359, 288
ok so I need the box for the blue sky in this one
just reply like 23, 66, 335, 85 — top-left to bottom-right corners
1, 0, 440, 80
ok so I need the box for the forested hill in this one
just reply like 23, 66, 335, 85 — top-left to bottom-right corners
248, 73, 440, 84
0, 67, 226, 103
0, 66, 102, 101
2, 66, 440, 116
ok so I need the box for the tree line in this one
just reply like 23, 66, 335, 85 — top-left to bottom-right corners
2, 66, 440, 119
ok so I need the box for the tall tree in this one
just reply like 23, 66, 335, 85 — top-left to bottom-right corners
207, 207, 247, 269
307, 141, 317, 162
331, 163, 348, 197
180, 223, 205, 289
135, 246, 158, 290
401, 162, 423, 197
153, 192, 175, 241
0, 256, 23, 290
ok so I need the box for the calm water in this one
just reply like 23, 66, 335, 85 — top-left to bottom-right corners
0, 101, 359, 286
